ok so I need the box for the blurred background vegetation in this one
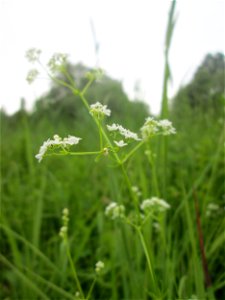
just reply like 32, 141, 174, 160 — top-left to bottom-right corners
1, 51, 224, 299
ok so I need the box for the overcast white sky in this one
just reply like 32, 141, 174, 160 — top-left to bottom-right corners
0, 0, 224, 115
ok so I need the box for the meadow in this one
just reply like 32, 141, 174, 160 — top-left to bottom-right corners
1, 3, 224, 300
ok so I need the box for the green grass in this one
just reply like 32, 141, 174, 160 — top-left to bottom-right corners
1, 2, 224, 299
1, 78, 224, 300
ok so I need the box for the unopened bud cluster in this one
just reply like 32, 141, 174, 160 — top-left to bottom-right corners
132, 186, 142, 197
105, 202, 125, 220
95, 260, 105, 274
59, 208, 69, 239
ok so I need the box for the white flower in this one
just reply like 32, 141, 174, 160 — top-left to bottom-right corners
105, 202, 125, 220
90, 101, 111, 118
107, 123, 119, 131
119, 127, 140, 141
35, 134, 81, 162
26, 48, 41, 63
93, 68, 104, 81
35, 138, 52, 162
95, 261, 105, 274
141, 117, 176, 139
26, 69, 39, 84
140, 117, 159, 139
114, 140, 127, 147
158, 119, 176, 135
63, 135, 81, 145
48, 53, 68, 72
107, 123, 141, 141
140, 197, 171, 212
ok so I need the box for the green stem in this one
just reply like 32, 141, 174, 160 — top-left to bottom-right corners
65, 240, 84, 299
97, 120, 103, 150
146, 145, 159, 197
122, 140, 144, 164
137, 228, 161, 298
45, 151, 101, 158
61, 67, 77, 88
81, 78, 95, 96
86, 277, 97, 300
39, 61, 76, 93
79, 91, 122, 165
120, 163, 140, 219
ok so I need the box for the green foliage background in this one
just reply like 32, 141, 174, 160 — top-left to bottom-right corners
0, 52, 224, 299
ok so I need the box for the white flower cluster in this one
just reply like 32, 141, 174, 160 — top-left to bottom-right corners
105, 202, 125, 220
35, 134, 81, 162
59, 208, 69, 239
141, 117, 176, 139
26, 69, 39, 84
25, 48, 42, 63
107, 123, 141, 143
93, 68, 104, 81
90, 102, 111, 119
48, 53, 68, 72
140, 197, 171, 213
95, 261, 105, 274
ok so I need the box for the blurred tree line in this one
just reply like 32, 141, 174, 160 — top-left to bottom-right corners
1, 52, 224, 128
171, 52, 224, 120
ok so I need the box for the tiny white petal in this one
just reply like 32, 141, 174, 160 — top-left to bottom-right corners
114, 140, 127, 147
90, 102, 111, 118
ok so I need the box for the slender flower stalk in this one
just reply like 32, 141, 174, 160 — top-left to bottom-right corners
137, 227, 161, 298
59, 209, 84, 298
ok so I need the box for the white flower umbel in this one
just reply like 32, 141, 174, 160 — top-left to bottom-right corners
141, 117, 176, 139
141, 197, 171, 213
90, 101, 111, 119
48, 53, 68, 72
105, 202, 125, 220
158, 119, 176, 135
26, 69, 39, 84
95, 261, 105, 274
141, 117, 159, 139
35, 134, 81, 162
114, 140, 127, 147
26, 48, 41, 63
107, 123, 141, 141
